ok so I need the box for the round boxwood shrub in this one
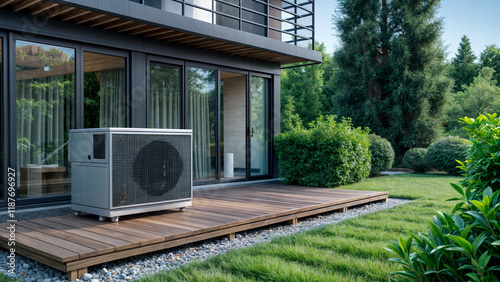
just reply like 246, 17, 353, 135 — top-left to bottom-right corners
274, 115, 371, 187
403, 148, 430, 173
424, 136, 470, 175
368, 134, 395, 176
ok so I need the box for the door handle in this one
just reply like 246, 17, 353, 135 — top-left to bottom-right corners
250, 127, 254, 137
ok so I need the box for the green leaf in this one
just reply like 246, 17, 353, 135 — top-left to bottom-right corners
460, 224, 474, 238
450, 183, 465, 197
445, 235, 473, 254
492, 240, 500, 246
454, 214, 465, 229
429, 221, 447, 243
472, 232, 487, 255
483, 187, 493, 198
478, 251, 491, 268
466, 273, 481, 282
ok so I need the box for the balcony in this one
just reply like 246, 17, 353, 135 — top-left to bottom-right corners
0, 0, 320, 65
129, 0, 315, 49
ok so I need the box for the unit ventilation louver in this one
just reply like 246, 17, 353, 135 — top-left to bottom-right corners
70, 128, 192, 222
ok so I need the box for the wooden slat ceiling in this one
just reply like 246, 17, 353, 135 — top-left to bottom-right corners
0, 0, 305, 65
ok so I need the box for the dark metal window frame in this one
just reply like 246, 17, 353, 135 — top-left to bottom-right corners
1, 32, 7, 206
248, 72, 273, 180
8, 33, 81, 206
81, 45, 131, 128
146, 55, 185, 129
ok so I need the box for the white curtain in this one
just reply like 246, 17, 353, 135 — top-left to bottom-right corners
188, 68, 215, 180
17, 75, 75, 167
189, 91, 211, 179
99, 69, 125, 127
150, 65, 180, 129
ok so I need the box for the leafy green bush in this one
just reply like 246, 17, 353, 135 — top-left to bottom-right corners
368, 134, 395, 176
424, 136, 470, 175
459, 114, 500, 193
387, 114, 500, 282
274, 115, 371, 187
403, 148, 430, 173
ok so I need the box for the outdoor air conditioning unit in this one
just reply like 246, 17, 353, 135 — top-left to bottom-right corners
69, 128, 192, 222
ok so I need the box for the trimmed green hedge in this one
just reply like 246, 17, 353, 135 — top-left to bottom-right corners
423, 136, 470, 175
368, 134, 395, 176
403, 148, 430, 173
274, 115, 371, 187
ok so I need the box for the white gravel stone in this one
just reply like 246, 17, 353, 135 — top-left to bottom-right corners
0, 198, 409, 281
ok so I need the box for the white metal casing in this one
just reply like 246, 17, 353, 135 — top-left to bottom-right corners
69, 128, 192, 219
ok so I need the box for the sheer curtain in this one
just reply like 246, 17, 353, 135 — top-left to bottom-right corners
17, 75, 75, 167
188, 68, 215, 180
99, 69, 125, 127
150, 65, 181, 129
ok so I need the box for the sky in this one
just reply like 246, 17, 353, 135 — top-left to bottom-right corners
314, 0, 500, 61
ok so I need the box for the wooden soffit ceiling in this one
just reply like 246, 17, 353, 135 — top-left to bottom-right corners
0, 0, 306, 65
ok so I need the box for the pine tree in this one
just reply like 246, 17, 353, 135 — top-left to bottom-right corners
451, 35, 479, 92
334, 0, 451, 157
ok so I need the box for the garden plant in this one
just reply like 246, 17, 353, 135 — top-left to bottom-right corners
387, 114, 500, 282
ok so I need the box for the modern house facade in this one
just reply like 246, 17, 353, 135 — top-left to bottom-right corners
0, 0, 321, 208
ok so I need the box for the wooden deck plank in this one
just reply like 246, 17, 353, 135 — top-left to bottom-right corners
0, 184, 388, 276
31, 219, 139, 252
0, 228, 79, 262
16, 221, 115, 255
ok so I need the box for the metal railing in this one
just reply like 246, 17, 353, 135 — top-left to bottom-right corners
131, 0, 315, 49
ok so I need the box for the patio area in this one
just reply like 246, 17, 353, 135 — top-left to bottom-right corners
0, 184, 388, 280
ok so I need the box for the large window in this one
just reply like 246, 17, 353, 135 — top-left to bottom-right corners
84, 52, 126, 128
188, 67, 216, 181
149, 63, 181, 129
15, 40, 75, 198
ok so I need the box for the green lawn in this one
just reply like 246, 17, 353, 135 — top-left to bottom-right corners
140, 173, 461, 282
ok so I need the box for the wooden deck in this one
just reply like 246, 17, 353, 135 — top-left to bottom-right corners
0, 184, 387, 280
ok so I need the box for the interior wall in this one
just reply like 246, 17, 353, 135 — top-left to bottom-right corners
223, 76, 246, 170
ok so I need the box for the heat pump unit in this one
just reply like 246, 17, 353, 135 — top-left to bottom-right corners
69, 128, 192, 222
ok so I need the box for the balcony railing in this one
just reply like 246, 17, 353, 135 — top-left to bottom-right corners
130, 0, 315, 49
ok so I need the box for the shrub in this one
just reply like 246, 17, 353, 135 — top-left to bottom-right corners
274, 115, 371, 187
368, 134, 395, 176
403, 148, 430, 173
387, 114, 500, 282
459, 114, 500, 193
424, 136, 470, 175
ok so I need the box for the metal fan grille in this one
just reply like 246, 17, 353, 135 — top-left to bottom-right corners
112, 134, 191, 207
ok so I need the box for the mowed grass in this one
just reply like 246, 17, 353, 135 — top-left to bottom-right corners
141, 173, 461, 282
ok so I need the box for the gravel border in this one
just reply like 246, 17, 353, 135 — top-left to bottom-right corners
0, 198, 410, 282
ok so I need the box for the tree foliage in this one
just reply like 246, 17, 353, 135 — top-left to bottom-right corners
334, 0, 451, 158
450, 35, 479, 92
445, 67, 500, 137
280, 42, 334, 128
479, 44, 500, 86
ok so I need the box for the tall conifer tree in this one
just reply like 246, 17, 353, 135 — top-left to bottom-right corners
451, 35, 478, 92
334, 0, 451, 157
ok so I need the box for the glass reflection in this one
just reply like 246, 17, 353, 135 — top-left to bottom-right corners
15, 40, 75, 198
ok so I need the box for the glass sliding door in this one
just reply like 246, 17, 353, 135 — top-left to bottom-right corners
187, 67, 216, 181
15, 40, 75, 198
250, 76, 270, 177
84, 52, 126, 128
220, 71, 247, 180
149, 62, 181, 129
